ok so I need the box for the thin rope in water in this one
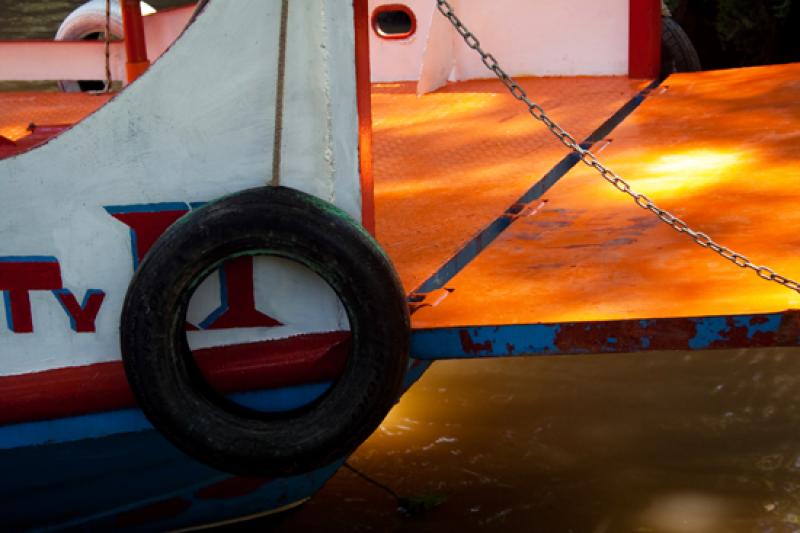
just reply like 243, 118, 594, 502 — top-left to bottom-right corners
343, 462, 402, 501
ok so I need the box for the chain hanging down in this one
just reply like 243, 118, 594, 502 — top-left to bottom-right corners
435, 0, 800, 295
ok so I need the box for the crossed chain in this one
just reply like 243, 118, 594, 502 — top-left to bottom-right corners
436, 0, 800, 294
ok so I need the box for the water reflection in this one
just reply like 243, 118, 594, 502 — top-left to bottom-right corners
274, 348, 800, 532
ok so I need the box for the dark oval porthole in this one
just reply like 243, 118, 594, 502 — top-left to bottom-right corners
372, 4, 417, 40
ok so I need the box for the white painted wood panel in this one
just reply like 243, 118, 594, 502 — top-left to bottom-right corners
0, 0, 360, 376
369, 0, 629, 83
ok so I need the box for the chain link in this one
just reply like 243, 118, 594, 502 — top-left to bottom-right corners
436, 0, 800, 295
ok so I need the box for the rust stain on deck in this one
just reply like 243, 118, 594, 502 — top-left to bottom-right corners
459, 329, 493, 354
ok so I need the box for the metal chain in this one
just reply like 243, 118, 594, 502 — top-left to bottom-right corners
435, 0, 800, 294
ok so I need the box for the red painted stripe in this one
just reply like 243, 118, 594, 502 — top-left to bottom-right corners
26, 124, 72, 137
1, 125, 74, 158
629, 0, 662, 79
193, 332, 348, 394
0, 124, 79, 159
0, 331, 349, 426
354, 0, 375, 235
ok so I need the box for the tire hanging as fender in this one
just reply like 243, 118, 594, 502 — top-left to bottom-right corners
120, 186, 410, 476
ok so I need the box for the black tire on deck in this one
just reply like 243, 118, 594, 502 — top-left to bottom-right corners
120, 186, 409, 477
661, 17, 702, 78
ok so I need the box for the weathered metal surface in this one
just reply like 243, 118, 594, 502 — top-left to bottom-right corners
372, 76, 647, 291
412, 311, 800, 359
408, 79, 659, 297
412, 63, 800, 330
443, 2, 799, 296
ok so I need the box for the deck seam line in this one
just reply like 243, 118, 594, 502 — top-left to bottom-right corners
408, 78, 663, 301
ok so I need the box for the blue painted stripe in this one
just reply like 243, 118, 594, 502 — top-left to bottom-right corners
688, 316, 728, 350
415, 153, 580, 294
0, 256, 58, 263
3, 291, 15, 332
39, 461, 343, 533
0, 383, 332, 450
411, 79, 661, 296
198, 269, 229, 330
733, 313, 782, 338
16, 438, 342, 533
233, 382, 330, 412
412, 323, 561, 359
51, 289, 78, 331
410, 311, 799, 359
103, 202, 189, 215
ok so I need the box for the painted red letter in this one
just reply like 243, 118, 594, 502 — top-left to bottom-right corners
0, 257, 63, 333
105, 202, 191, 269
53, 289, 106, 333
107, 202, 283, 331
199, 257, 283, 330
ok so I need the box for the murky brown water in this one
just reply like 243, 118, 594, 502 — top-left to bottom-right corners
265, 349, 800, 533
4, 3, 800, 532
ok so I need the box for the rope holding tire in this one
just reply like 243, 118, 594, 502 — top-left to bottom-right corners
120, 186, 409, 476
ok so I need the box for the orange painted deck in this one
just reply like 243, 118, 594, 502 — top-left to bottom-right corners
0, 92, 110, 142
372, 77, 647, 291
396, 63, 800, 330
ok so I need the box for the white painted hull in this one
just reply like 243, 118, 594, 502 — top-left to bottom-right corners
0, 0, 361, 379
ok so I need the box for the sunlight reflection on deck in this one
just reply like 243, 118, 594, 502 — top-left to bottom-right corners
638, 149, 747, 196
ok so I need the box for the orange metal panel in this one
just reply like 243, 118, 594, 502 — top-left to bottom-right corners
0, 92, 111, 143
372, 76, 647, 291
409, 64, 800, 329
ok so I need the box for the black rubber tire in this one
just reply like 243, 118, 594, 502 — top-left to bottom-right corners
661, 17, 702, 78
120, 186, 409, 476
